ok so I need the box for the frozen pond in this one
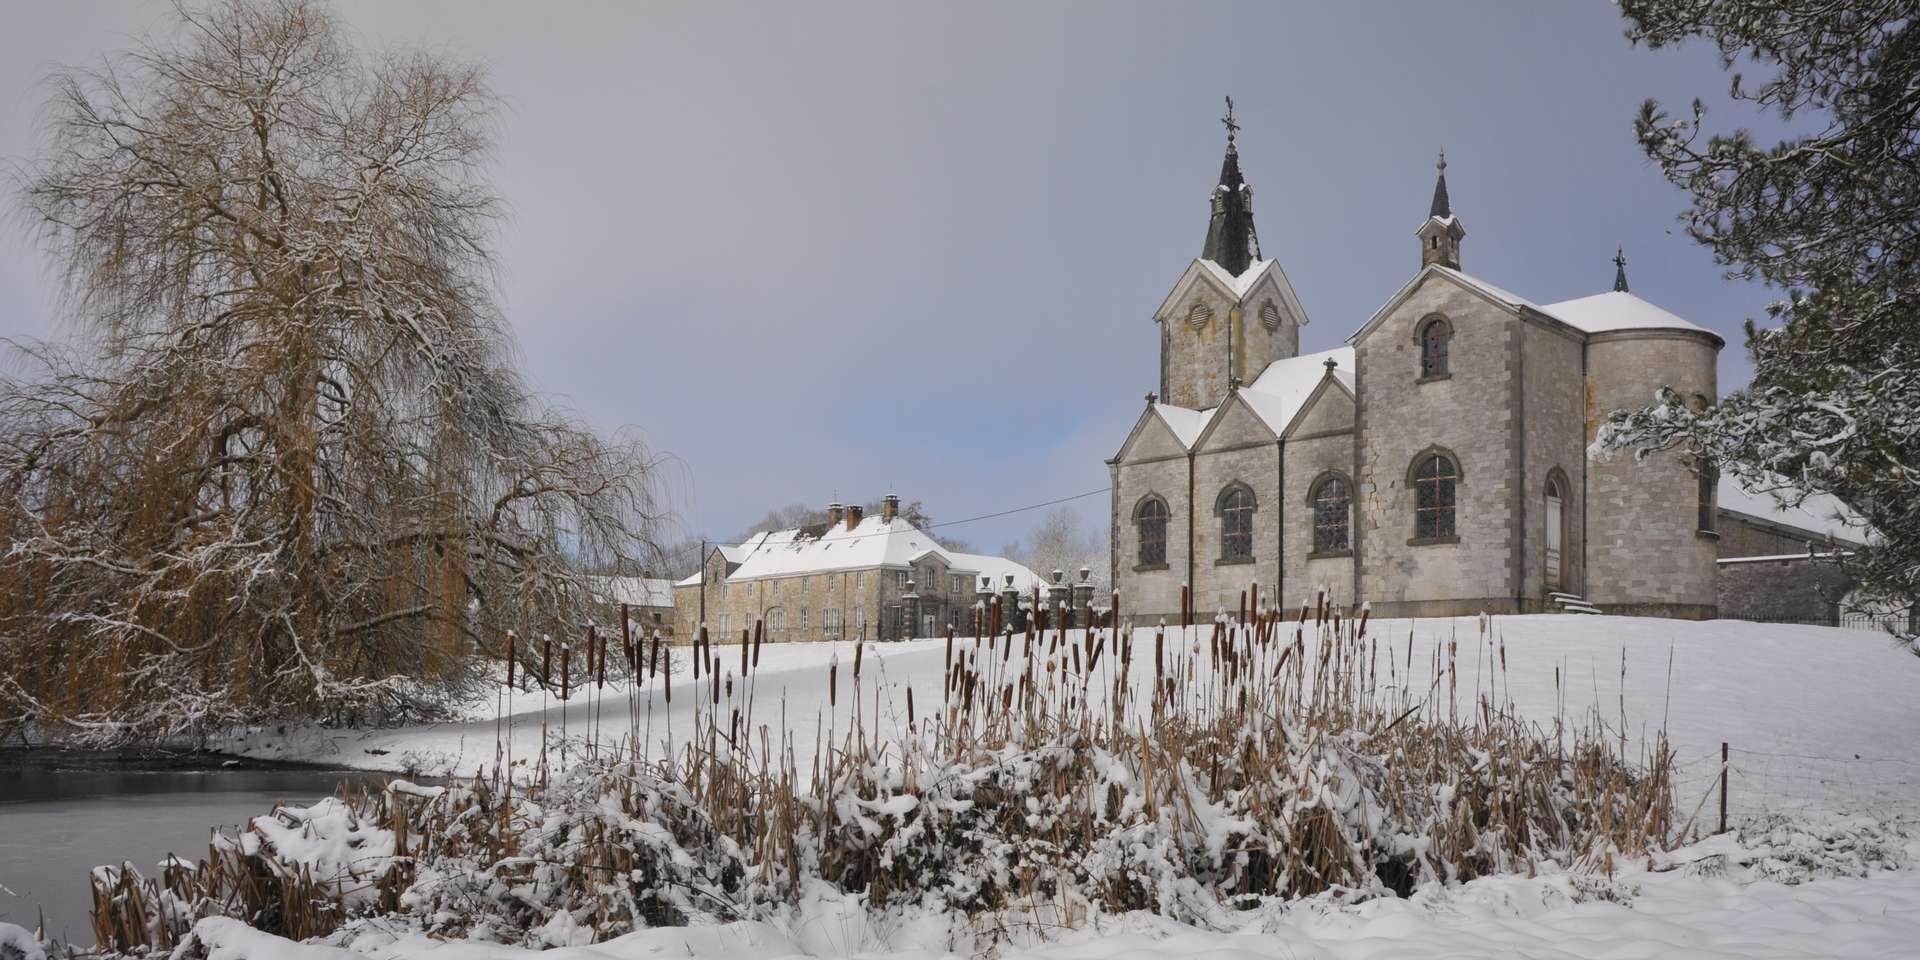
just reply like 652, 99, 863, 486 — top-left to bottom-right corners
0, 749, 396, 946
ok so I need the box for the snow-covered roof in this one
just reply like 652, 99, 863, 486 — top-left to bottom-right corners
1197, 258, 1277, 299
1238, 346, 1355, 435
1153, 403, 1211, 447
596, 576, 675, 608
1718, 473, 1868, 546
712, 517, 1026, 584
1146, 346, 1354, 452
947, 552, 1047, 594
1541, 290, 1721, 341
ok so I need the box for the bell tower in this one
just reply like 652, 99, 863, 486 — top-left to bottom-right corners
1153, 99, 1308, 410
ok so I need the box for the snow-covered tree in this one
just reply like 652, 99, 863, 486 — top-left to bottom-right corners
1015, 507, 1110, 594
0, 0, 669, 740
1601, 0, 1920, 647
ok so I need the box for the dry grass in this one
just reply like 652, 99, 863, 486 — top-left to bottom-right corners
89, 596, 1674, 951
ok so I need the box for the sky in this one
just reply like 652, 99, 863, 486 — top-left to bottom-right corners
0, 1, 1798, 559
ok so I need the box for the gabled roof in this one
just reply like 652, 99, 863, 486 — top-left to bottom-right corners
947, 552, 1047, 594
1147, 346, 1356, 454
699, 518, 1032, 587
1347, 264, 1536, 345
1153, 258, 1311, 332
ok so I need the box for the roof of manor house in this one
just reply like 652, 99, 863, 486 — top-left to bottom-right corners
677, 516, 1042, 588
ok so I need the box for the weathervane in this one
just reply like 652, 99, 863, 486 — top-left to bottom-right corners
1437, 148, 1446, 175
1222, 95, 1240, 144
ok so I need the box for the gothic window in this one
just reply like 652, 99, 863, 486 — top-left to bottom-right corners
1419, 315, 1451, 379
1217, 483, 1256, 562
1187, 301, 1213, 328
1310, 474, 1351, 553
1134, 496, 1169, 567
1697, 460, 1718, 533
1412, 452, 1459, 540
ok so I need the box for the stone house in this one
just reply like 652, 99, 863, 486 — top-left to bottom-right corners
598, 575, 678, 637
1111, 117, 1869, 623
673, 495, 1044, 642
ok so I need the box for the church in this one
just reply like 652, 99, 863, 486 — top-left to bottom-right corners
1108, 108, 1864, 624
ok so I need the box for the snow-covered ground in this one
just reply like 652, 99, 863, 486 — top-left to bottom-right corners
215, 615, 1920, 821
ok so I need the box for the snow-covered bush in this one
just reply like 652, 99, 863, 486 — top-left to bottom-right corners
90, 611, 1677, 953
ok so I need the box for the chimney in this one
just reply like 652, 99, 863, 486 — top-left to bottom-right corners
844, 504, 864, 530
826, 502, 844, 527
881, 493, 901, 523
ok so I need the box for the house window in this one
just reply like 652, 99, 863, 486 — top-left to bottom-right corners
1412, 452, 1459, 540
1697, 460, 1718, 533
895, 570, 909, 589
800, 608, 809, 629
857, 571, 866, 589
1311, 475, 1351, 553
952, 574, 964, 595
1217, 483, 1256, 561
1419, 316, 1451, 379
1135, 496, 1169, 567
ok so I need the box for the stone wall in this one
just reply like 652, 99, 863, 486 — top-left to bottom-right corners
1716, 556, 1852, 622
1281, 389, 1356, 611
1113, 412, 1193, 623
1354, 274, 1519, 608
1190, 395, 1281, 615
1584, 330, 1719, 613
1518, 320, 1588, 599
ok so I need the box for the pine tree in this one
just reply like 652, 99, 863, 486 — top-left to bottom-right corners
1601, 0, 1920, 645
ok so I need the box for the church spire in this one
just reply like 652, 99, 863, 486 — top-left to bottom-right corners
1201, 96, 1261, 277
1416, 150, 1466, 270
1613, 247, 1630, 292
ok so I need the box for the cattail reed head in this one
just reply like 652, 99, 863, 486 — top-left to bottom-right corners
854, 641, 864, 680
506, 632, 516, 688
829, 661, 838, 707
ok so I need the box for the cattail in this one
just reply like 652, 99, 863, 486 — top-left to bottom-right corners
541, 638, 551, 688
1238, 590, 1247, 626
740, 628, 749, 677
663, 665, 672, 702
592, 626, 604, 688
1357, 606, 1372, 641
907, 686, 916, 728
752, 619, 763, 667
649, 634, 661, 678
829, 661, 838, 707
505, 633, 516, 688
854, 641, 864, 681
561, 645, 571, 700
711, 663, 719, 704
621, 604, 632, 671
1154, 630, 1164, 682
695, 627, 706, 680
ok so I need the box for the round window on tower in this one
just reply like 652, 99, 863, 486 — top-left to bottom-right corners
1261, 301, 1281, 332
1187, 301, 1213, 329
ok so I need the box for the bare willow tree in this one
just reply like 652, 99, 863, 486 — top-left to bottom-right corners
0, 0, 668, 742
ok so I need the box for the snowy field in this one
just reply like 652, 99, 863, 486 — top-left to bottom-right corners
216, 614, 1920, 821
157, 614, 1920, 960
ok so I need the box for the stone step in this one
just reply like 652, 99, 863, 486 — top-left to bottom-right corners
1560, 603, 1602, 615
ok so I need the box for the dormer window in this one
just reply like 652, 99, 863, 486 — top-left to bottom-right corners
1418, 315, 1451, 379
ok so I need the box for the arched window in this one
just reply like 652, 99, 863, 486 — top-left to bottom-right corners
1697, 460, 1718, 533
1411, 452, 1459, 540
1310, 474, 1351, 553
1217, 483, 1256, 562
1419, 315, 1451, 379
1545, 471, 1567, 590
1135, 496, 1169, 567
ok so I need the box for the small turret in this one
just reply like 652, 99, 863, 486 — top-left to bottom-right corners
1417, 151, 1466, 270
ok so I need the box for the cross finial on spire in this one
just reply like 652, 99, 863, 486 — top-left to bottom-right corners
1613, 247, 1630, 292
1222, 95, 1239, 144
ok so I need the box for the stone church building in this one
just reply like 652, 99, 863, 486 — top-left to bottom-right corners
1110, 117, 1865, 624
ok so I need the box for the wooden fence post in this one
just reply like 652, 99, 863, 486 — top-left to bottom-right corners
1718, 741, 1729, 834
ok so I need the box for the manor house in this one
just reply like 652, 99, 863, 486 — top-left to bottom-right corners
1110, 114, 1866, 623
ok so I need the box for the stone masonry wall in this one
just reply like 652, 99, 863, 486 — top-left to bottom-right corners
1519, 320, 1589, 601
1114, 415, 1193, 624
1282, 423, 1356, 612
1354, 276, 1519, 608
1190, 396, 1281, 616
1584, 331, 1719, 613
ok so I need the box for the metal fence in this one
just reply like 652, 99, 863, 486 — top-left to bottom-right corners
1670, 743, 1920, 832
1723, 613, 1916, 632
